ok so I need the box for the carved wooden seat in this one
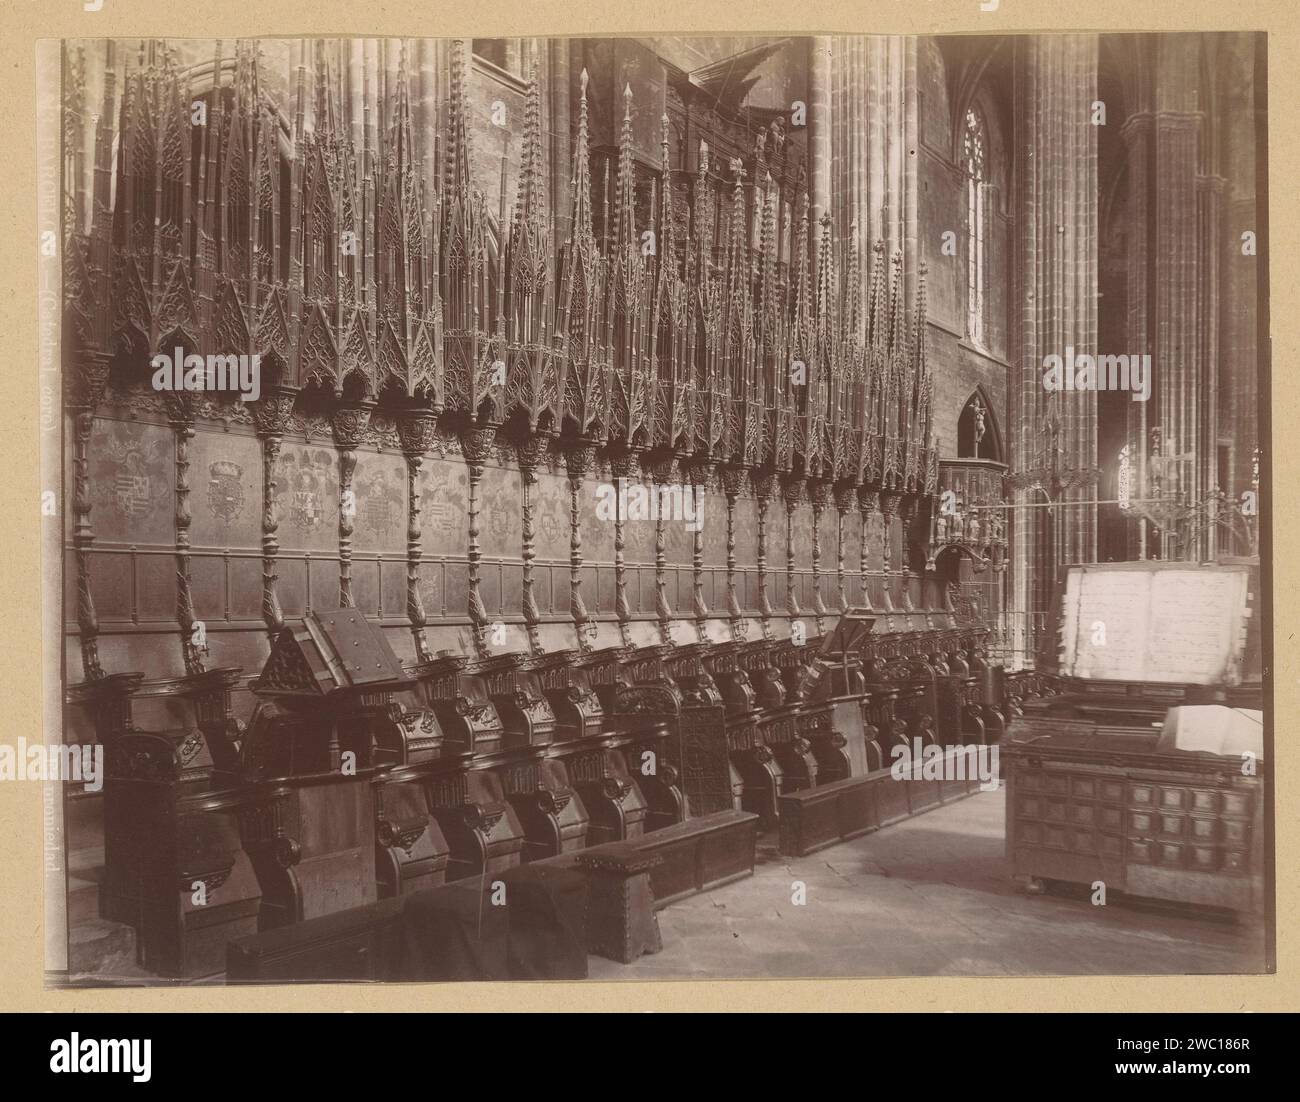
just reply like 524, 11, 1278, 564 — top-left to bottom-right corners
404, 646, 534, 876
569, 636, 689, 829
238, 612, 448, 937
521, 625, 676, 841
68, 666, 265, 979
373, 762, 452, 898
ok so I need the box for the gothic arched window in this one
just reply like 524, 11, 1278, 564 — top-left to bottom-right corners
964, 106, 988, 347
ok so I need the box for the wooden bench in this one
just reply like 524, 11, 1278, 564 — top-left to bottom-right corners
227, 809, 760, 979
534, 808, 760, 962
777, 757, 988, 858
227, 897, 406, 984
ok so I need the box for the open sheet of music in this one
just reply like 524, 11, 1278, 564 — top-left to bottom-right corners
1060, 564, 1251, 685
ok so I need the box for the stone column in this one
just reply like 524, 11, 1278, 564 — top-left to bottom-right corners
1120, 109, 1153, 561
550, 39, 574, 247
831, 35, 921, 319
1195, 172, 1224, 561
1120, 34, 1232, 562
1010, 34, 1099, 643
1217, 34, 1260, 529
808, 37, 833, 233
417, 39, 445, 200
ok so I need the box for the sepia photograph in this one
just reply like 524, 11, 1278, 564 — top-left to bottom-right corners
42, 26, 1270, 991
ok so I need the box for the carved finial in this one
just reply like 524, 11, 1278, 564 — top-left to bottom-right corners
445, 38, 472, 193
569, 67, 593, 244
659, 114, 677, 260
814, 202, 836, 337
615, 82, 637, 249
845, 220, 863, 337
514, 55, 545, 229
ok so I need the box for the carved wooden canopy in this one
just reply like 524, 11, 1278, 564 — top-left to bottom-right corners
64, 37, 937, 493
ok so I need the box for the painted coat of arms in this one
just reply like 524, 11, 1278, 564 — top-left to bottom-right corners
417, 462, 468, 553
360, 467, 405, 539
207, 460, 245, 522
95, 424, 169, 520
535, 478, 568, 557
483, 481, 514, 548
277, 448, 335, 533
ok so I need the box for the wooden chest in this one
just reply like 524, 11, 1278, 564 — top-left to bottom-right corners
1004, 718, 1266, 915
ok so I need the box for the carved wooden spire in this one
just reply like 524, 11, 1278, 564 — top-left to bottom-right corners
608, 82, 650, 450
444, 38, 472, 197
503, 56, 558, 434
614, 83, 637, 253
556, 68, 608, 442
440, 38, 495, 421
515, 56, 546, 232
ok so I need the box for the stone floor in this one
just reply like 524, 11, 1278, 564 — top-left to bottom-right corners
588, 786, 1270, 980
